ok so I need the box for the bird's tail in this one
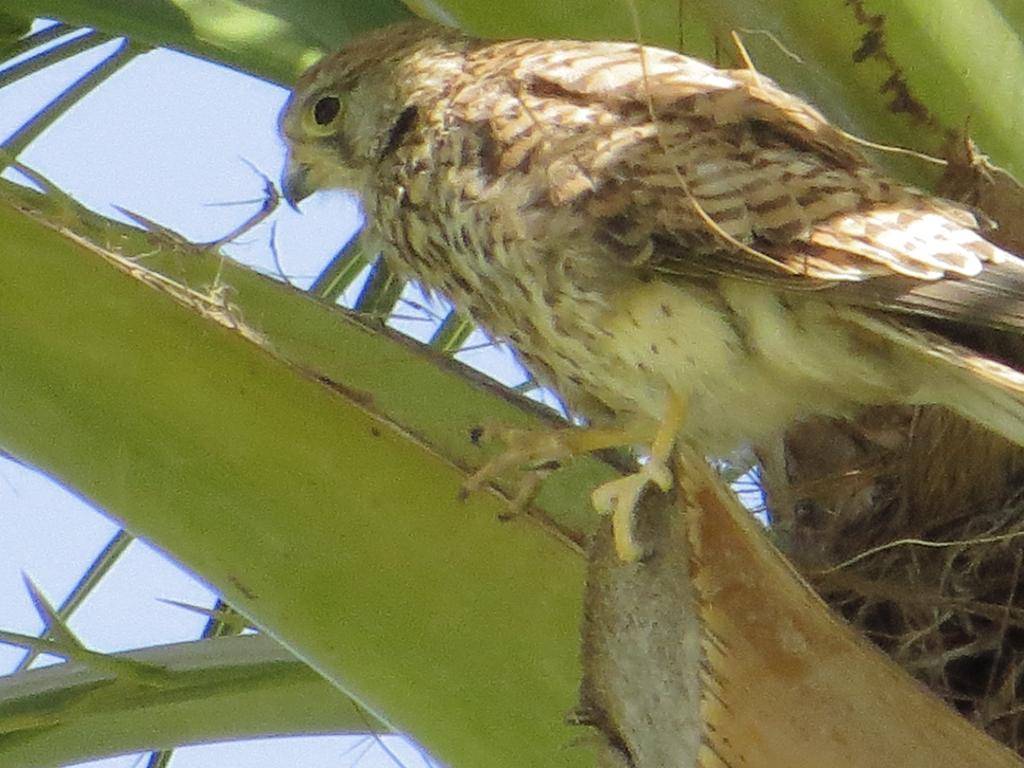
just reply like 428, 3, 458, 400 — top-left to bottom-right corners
846, 313, 1024, 448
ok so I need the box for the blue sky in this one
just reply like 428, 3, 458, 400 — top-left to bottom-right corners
0, 19, 538, 768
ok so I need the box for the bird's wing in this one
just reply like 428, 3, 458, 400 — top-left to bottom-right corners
513, 40, 1023, 332
818, 259, 1024, 337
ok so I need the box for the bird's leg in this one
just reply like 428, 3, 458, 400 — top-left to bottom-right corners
591, 395, 687, 561
464, 396, 686, 562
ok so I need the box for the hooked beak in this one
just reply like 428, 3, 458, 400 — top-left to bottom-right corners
281, 155, 314, 211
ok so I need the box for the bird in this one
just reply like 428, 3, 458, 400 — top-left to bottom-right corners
279, 20, 1024, 561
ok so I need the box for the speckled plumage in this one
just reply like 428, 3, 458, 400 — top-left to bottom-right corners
280, 21, 1024, 458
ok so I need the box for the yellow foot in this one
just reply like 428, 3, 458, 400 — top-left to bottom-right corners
461, 424, 576, 508
461, 420, 653, 509
463, 394, 686, 563
591, 459, 673, 561
593, 394, 687, 562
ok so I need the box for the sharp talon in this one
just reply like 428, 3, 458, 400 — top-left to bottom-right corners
531, 459, 562, 473
469, 425, 485, 445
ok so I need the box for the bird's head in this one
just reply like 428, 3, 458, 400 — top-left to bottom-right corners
279, 20, 468, 208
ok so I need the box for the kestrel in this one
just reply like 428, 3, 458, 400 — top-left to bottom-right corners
280, 21, 1024, 560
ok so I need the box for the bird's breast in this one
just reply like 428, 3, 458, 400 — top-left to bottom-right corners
364, 126, 929, 454
589, 279, 933, 450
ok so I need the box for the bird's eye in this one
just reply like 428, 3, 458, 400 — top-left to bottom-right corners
313, 95, 341, 126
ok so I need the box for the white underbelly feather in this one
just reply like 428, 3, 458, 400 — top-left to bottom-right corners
595, 279, 926, 451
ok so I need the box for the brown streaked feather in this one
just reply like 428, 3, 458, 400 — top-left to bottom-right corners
282, 20, 1024, 455
295, 22, 1024, 339
832, 262, 1024, 338
508, 41, 1024, 335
